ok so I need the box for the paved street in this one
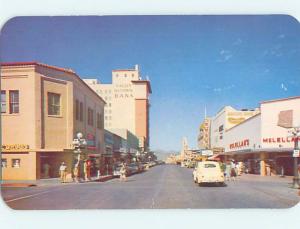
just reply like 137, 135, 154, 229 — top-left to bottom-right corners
1, 164, 299, 209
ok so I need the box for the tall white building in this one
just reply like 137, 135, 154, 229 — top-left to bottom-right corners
84, 65, 151, 152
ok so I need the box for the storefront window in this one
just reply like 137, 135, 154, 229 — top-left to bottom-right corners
12, 159, 21, 168
1, 159, 7, 168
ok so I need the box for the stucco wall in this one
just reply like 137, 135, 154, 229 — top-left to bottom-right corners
260, 97, 300, 149
224, 114, 261, 153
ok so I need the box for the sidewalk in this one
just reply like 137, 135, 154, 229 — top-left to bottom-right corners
239, 173, 294, 183
1, 175, 114, 188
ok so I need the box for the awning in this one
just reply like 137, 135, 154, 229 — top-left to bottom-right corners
88, 154, 101, 158
208, 154, 221, 161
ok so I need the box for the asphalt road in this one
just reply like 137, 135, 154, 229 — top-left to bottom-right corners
1, 164, 300, 209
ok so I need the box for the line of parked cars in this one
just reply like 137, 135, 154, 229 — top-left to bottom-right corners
113, 160, 165, 177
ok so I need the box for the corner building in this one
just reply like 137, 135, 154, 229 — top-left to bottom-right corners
224, 96, 300, 176
84, 65, 151, 152
1, 62, 105, 180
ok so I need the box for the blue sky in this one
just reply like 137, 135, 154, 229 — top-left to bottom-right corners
1, 15, 300, 151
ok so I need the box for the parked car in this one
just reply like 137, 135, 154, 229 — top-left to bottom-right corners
113, 164, 123, 177
193, 161, 225, 186
127, 163, 139, 175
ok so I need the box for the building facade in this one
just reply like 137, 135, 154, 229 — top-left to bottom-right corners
1, 62, 105, 180
84, 65, 151, 152
223, 96, 300, 176
197, 118, 211, 149
210, 106, 260, 152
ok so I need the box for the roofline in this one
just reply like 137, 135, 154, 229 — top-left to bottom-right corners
1, 61, 106, 104
112, 69, 136, 72
1, 61, 76, 74
260, 96, 300, 104
131, 80, 152, 93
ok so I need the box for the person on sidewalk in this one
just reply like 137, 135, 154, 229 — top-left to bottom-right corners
230, 160, 237, 181
86, 160, 91, 180
59, 162, 67, 183
225, 161, 231, 181
120, 163, 127, 181
73, 160, 80, 183
83, 160, 88, 181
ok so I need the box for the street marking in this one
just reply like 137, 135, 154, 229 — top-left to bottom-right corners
5, 190, 52, 203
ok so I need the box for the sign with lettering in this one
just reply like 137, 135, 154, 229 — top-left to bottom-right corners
229, 139, 250, 150
201, 150, 213, 156
262, 137, 300, 144
1, 144, 29, 151
114, 84, 134, 99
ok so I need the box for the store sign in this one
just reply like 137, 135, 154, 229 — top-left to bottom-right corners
229, 139, 249, 149
262, 137, 300, 144
1, 144, 29, 151
86, 133, 96, 150
201, 150, 213, 156
293, 149, 299, 157
114, 84, 134, 99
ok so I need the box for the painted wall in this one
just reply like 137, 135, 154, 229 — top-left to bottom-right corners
224, 114, 261, 153
260, 97, 300, 149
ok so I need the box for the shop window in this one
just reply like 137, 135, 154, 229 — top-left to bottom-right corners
1, 91, 6, 113
12, 159, 21, 168
48, 92, 60, 116
9, 90, 19, 114
1, 158, 7, 168
97, 112, 102, 129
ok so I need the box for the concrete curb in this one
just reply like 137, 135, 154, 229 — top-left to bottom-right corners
1, 183, 37, 188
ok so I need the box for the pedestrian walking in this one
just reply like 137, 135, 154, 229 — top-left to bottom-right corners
120, 163, 127, 181
225, 161, 231, 181
59, 162, 67, 183
231, 160, 237, 181
83, 160, 88, 181
86, 160, 91, 180
73, 160, 80, 183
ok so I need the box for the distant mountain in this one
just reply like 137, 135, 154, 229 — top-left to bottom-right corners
152, 149, 179, 161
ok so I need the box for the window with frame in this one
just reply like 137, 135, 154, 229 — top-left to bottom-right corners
12, 159, 21, 168
1, 158, 7, 168
9, 90, 19, 114
75, 99, 79, 120
88, 107, 94, 126
1, 91, 6, 113
48, 92, 60, 116
80, 102, 83, 121
97, 112, 103, 129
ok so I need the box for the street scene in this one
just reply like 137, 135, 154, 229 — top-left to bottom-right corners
2, 164, 299, 209
1, 15, 300, 209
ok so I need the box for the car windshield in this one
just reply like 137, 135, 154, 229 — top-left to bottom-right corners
204, 164, 217, 168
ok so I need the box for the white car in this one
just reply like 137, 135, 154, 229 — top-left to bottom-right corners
193, 161, 225, 186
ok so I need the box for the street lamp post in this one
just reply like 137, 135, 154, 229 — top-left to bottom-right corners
290, 127, 300, 189
72, 132, 87, 182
